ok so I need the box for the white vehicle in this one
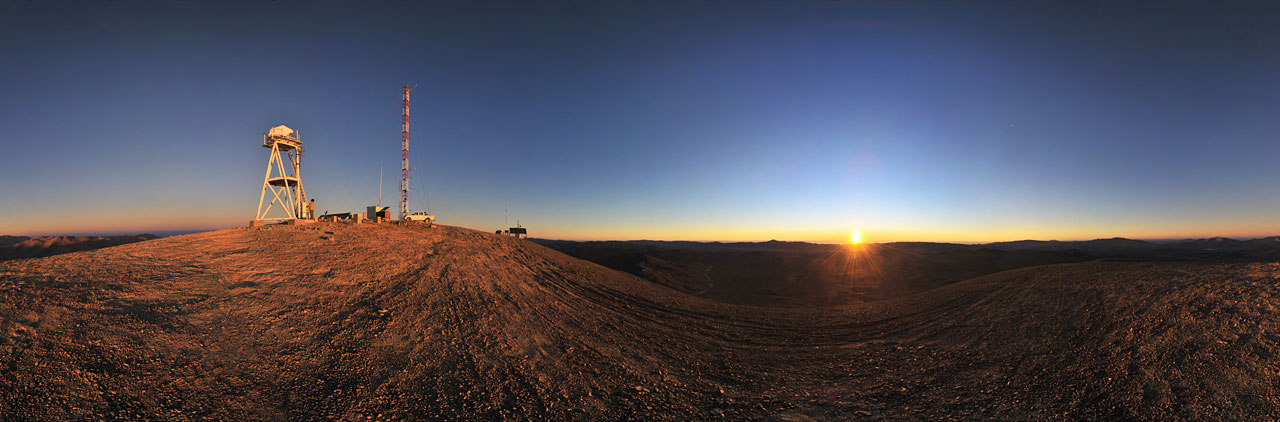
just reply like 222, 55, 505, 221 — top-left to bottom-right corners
405, 212, 435, 224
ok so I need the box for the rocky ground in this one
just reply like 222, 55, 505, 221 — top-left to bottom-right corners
1, 223, 1278, 420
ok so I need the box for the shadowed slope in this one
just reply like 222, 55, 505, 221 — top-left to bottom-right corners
536, 240, 1088, 305
0, 236, 28, 248
1, 224, 1278, 420
540, 237, 1280, 307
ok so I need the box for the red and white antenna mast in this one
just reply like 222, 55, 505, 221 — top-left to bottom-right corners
400, 84, 416, 220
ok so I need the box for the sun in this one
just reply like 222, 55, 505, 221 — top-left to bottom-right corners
850, 231, 863, 244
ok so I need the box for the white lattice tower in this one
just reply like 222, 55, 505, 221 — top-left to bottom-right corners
255, 125, 308, 221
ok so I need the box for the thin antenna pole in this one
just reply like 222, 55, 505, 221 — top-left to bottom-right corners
505, 200, 509, 228
378, 167, 383, 207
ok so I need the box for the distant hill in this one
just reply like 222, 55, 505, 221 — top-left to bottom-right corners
0, 234, 158, 262
987, 237, 1157, 251
1246, 236, 1280, 247
0, 235, 29, 247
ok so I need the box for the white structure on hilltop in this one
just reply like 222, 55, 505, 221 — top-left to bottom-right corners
253, 125, 310, 223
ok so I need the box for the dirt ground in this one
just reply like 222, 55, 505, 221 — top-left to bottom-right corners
1, 223, 1278, 420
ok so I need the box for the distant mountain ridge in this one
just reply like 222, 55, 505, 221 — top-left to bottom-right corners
0, 234, 158, 262
986, 237, 1155, 250
0, 235, 28, 248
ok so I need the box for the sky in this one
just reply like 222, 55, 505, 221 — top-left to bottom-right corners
2, 1, 1279, 243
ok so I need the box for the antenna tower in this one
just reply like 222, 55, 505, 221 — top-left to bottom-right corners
400, 84, 419, 220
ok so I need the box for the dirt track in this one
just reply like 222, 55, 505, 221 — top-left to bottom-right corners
2, 223, 1278, 420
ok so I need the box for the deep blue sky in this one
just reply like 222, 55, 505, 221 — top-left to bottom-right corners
2, 1, 1279, 242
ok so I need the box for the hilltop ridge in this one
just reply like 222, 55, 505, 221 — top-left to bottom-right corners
1, 224, 1278, 419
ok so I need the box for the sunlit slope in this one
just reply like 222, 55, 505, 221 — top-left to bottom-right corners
1, 223, 1277, 420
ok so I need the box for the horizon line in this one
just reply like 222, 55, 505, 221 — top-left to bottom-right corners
6, 225, 1276, 246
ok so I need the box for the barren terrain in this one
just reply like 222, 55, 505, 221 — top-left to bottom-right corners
539, 237, 1280, 307
2, 224, 1279, 420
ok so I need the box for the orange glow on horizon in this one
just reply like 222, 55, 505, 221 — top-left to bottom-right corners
8, 210, 1280, 244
